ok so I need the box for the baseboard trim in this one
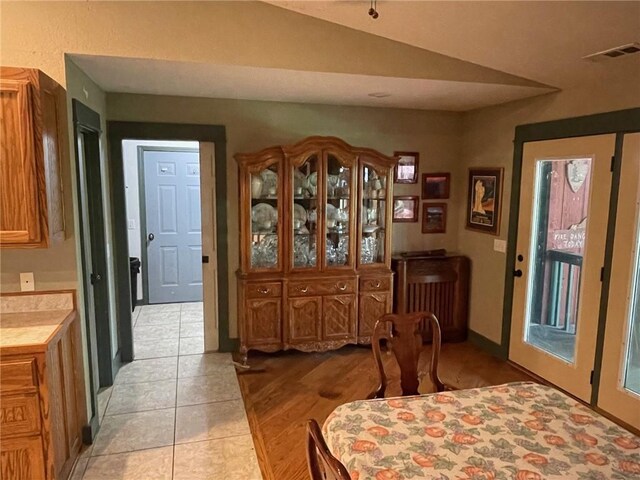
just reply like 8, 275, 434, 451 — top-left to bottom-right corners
219, 337, 239, 353
468, 330, 506, 360
82, 415, 100, 444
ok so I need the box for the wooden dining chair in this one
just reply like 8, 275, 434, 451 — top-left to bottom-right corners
369, 312, 453, 399
306, 419, 351, 480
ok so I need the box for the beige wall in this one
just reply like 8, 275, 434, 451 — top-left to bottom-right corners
107, 93, 463, 337
458, 65, 640, 344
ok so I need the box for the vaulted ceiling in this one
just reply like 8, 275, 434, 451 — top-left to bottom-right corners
68, 1, 639, 112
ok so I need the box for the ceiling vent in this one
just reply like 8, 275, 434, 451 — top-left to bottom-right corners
583, 43, 640, 61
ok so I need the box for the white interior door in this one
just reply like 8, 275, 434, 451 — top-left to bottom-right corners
144, 148, 203, 304
510, 134, 616, 401
597, 133, 640, 429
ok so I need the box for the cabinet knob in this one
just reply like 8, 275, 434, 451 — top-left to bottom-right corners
374, 280, 381, 288
300, 286, 309, 293
337, 282, 347, 291
258, 287, 270, 294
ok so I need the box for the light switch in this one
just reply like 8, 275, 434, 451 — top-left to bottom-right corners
494, 239, 507, 253
20, 272, 35, 292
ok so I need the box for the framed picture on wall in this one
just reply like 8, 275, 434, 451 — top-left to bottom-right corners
394, 151, 419, 184
393, 196, 419, 222
422, 172, 450, 199
422, 203, 447, 233
466, 167, 503, 235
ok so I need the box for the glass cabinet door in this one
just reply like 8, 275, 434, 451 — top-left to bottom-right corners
324, 153, 353, 268
249, 162, 280, 270
291, 154, 319, 270
360, 164, 388, 265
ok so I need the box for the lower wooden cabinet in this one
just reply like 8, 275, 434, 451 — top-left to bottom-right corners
238, 274, 392, 360
358, 292, 392, 340
246, 298, 282, 346
288, 296, 322, 344
0, 312, 86, 480
323, 294, 356, 339
0, 435, 46, 480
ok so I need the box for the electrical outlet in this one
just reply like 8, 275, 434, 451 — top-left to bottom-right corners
20, 272, 35, 292
494, 239, 507, 253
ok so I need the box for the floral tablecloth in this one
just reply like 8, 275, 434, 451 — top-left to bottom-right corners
323, 382, 640, 480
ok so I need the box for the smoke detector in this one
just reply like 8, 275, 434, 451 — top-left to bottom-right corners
583, 43, 640, 62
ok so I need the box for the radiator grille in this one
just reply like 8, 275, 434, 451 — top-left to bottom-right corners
406, 280, 455, 328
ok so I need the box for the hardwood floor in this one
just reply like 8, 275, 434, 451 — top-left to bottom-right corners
236, 342, 534, 480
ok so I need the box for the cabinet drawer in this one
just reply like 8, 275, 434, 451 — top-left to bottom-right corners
245, 282, 282, 299
360, 277, 391, 292
289, 279, 356, 297
0, 434, 46, 480
0, 360, 37, 392
0, 393, 40, 438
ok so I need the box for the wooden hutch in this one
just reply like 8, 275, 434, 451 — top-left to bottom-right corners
235, 137, 397, 362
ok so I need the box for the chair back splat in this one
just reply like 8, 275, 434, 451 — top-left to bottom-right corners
370, 312, 450, 399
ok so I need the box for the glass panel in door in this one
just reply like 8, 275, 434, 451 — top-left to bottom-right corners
325, 154, 351, 267
250, 163, 279, 270
523, 157, 592, 363
623, 237, 640, 396
509, 135, 615, 402
292, 154, 319, 270
361, 165, 387, 265
597, 132, 640, 429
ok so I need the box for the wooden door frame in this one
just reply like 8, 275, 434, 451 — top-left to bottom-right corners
499, 107, 640, 405
136, 145, 200, 306
72, 99, 112, 441
106, 121, 236, 353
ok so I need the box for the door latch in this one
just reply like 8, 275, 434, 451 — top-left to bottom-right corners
90, 273, 102, 285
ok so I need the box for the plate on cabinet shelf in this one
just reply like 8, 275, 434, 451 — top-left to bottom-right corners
260, 169, 278, 195
252, 203, 278, 230
294, 203, 308, 224
325, 203, 337, 219
362, 224, 379, 234
308, 171, 318, 187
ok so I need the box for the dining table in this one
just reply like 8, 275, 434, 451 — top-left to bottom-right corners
322, 382, 640, 480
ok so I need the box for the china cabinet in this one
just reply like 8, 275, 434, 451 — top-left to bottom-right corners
235, 137, 397, 361
0, 67, 66, 248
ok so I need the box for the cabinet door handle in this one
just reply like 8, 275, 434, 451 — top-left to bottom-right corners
258, 287, 271, 294
300, 286, 309, 293
337, 282, 347, 291
374, 280, 381, 288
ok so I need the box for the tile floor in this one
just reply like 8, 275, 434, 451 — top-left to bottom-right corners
70, 302, 262, 480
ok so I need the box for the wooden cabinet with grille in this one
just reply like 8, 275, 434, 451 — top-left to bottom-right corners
0, 67, 66, 248
235, 137, 397, 362
392, 254, 470, 342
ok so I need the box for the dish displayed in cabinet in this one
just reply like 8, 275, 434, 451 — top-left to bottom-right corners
251, 203, 278, 232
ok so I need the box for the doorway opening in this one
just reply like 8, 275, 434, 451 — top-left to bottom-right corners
123, 140, 207, 359
123, 141, 203, 306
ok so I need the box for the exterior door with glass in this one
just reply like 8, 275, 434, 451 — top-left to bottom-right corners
597, 133, 640, 429
509, 134, 616, 402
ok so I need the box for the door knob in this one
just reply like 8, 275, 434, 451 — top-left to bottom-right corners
514, 269, 523, 278
148, 233, 155, 242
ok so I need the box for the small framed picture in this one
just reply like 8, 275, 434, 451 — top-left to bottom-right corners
393, 196, 419, 222
394, 151, 419, 184
422, 173, 450, 199
422, 203, 447, 234
466, 167, 503, 235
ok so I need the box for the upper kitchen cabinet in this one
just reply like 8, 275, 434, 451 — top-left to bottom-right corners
0, 67, 66, 248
